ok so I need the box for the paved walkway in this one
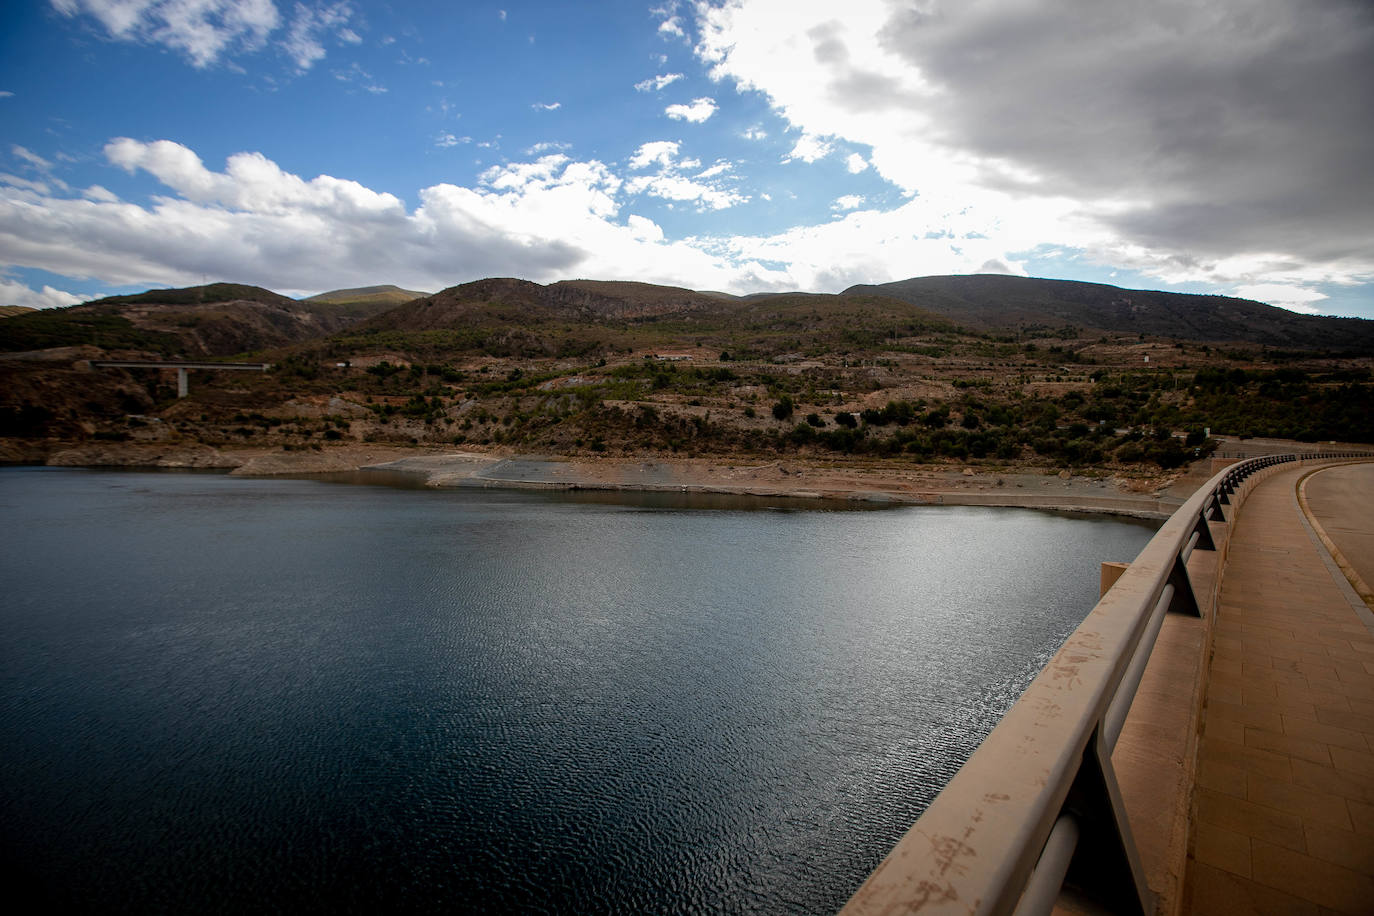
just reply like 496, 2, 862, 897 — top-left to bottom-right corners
1185, 462, 1374, 914
1303, 463, 1374, 612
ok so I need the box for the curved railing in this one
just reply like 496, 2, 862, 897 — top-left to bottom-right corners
840, 454, 1303, 916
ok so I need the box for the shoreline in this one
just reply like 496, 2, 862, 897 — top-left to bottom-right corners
4, 440, 1202, 519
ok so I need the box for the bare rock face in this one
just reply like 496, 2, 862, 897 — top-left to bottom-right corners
1, 362, 154, 439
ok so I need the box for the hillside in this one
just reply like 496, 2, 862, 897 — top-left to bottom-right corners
350, 278, 954, 361
0, 305, 38, 319
845, 275, 1374, 351
0, 283, 377, 357
363, 278, 725, 332
2, 273, 1371, 475
100, 282, 296, 308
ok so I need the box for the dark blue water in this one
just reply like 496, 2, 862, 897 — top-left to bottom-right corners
0, 467, 1155, 914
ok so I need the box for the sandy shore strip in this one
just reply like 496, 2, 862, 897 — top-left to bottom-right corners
358, 452, 1187, 518
18, 441, 1196, 518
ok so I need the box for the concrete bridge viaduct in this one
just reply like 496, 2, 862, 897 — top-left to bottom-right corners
90, 360, 271, 398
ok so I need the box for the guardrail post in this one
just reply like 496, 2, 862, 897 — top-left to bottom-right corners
1056, 730, 1153, 915
1187, 511, 1216, 552
1166, 554, 1201, 617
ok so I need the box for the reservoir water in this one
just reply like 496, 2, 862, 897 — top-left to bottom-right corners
0, 467, 1155, 914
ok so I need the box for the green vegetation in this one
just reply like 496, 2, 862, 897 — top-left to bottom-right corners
0, 310, 181, 354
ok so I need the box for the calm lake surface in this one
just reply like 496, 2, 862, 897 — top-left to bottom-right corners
0, 467, 1155, 914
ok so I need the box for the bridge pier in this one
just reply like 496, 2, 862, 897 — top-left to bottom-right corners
89, 359, 271, 399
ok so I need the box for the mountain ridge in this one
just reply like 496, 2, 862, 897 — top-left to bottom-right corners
843, 274, 1374, 349
3, 274, 1371, 358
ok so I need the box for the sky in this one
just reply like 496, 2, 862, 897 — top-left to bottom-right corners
1, 1, 1372, 319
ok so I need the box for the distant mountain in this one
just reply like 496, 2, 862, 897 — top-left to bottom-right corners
305, 284, 430, 302
363, 278, 725, 331
844, 275, 1374, 351
301, 285, 430, 319
0, 305, 38, 319
0, 283, 367, 357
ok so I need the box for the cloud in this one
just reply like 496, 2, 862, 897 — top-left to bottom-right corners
652, 3, 686, 41
51, 0, 361, 71
0, 91, 14, 98
0, 139, 766, 295
784, 133, 832, 164
693, 0, 1374, 301
1, 135, 1363, 307
624, 141, 742, 210
282, 2, 354, 71
331, 60, 384, 93
1233, 283, 1329, 315
832, 194, 863, 211
52, 0, 283, 68
628, 140, 684, 171
0, 277, 85, 309
635, 73, 684, 92
664, 97, 716, 123
13, 146, 54, 171
0, 174, 52, 195
8, 146, 70, 193
532, 101, 562, 111
434, 132, 468, 149
845, 153, 869, 174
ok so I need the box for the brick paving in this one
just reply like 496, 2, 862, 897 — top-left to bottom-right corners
1184, 464, 1374, 915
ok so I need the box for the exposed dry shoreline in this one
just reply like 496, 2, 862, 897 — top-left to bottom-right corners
6, 440, 1207, 519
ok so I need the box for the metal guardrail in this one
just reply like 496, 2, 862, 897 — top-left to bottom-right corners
841, 453, 1302, 916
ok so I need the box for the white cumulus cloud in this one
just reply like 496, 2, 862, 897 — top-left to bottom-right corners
1232, 284, 1330, 315
664, 97, 716, 123
784, 133, 833, 164
0, 139, 762, 295
624, 141, 742, 210
635, 73, 684, 92
0, 277, 85, 309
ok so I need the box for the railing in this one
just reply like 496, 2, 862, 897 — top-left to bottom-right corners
1216, 449, 1372, 460
840, 453, 1300, 916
